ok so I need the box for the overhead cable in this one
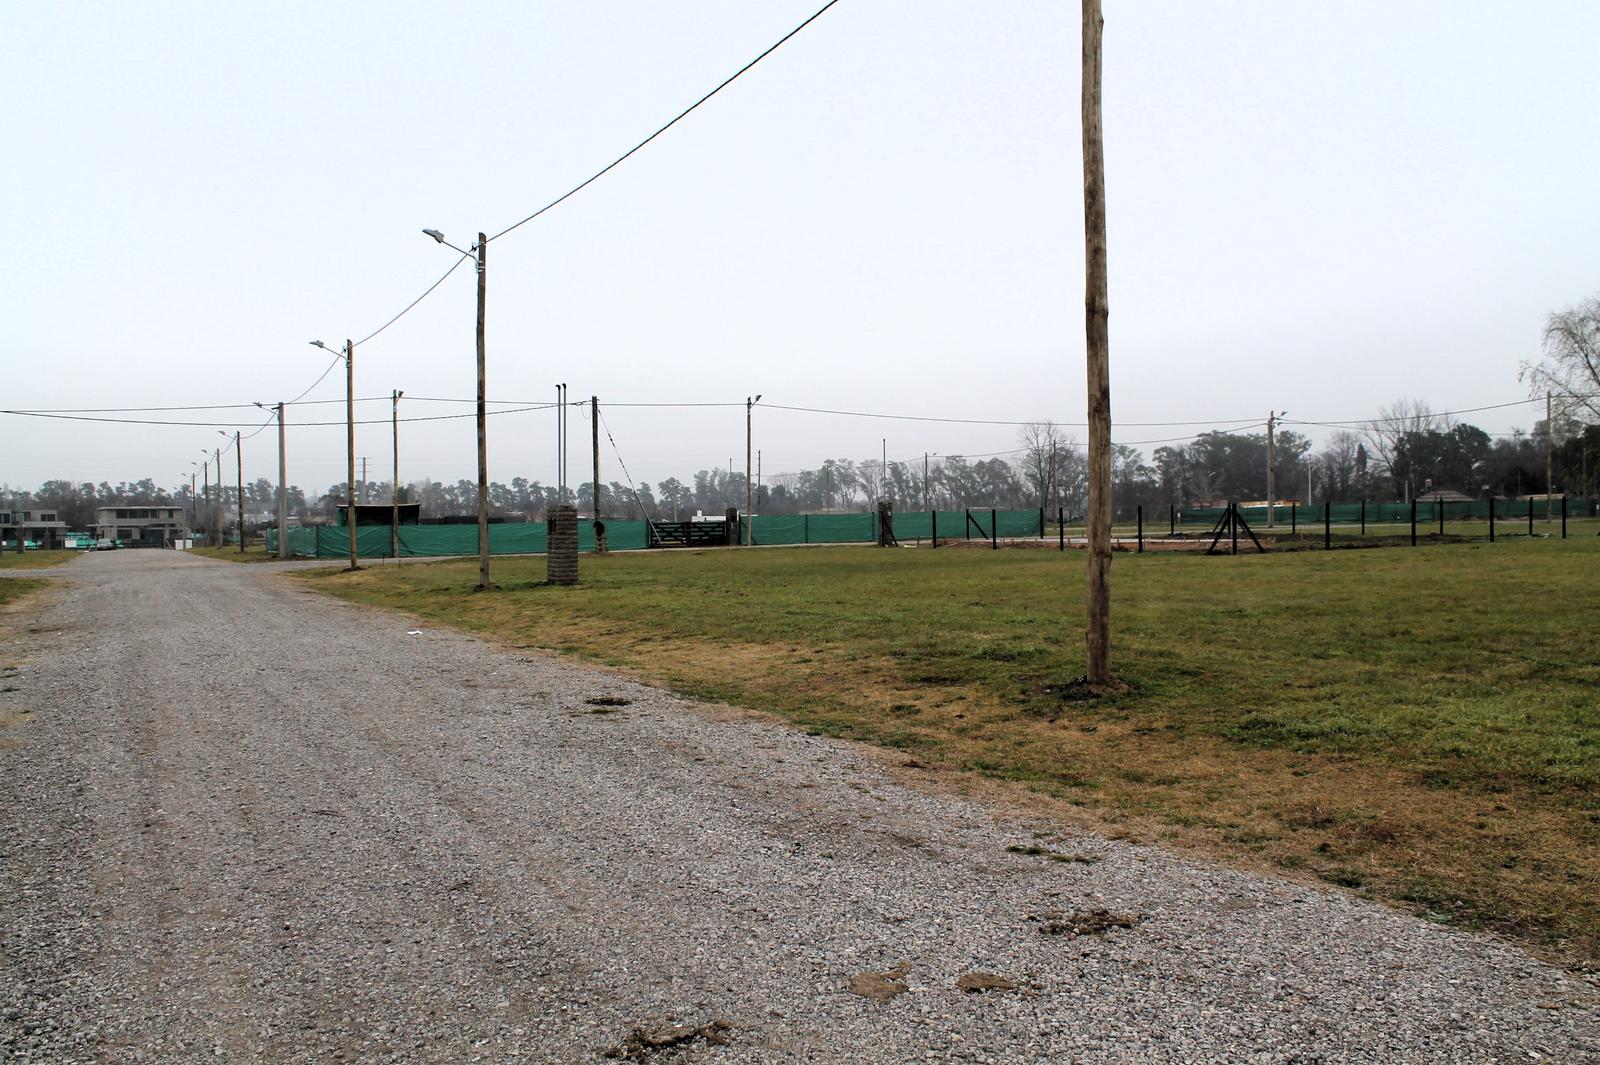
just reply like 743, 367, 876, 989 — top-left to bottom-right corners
487, 0, 843, 244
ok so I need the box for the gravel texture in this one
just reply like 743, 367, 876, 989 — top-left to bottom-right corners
1, 550, 1596, 1064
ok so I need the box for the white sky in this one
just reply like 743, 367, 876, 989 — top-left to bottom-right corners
4, 1, 1597, 494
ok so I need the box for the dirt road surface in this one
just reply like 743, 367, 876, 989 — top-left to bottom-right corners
2, 551, 1595, 1063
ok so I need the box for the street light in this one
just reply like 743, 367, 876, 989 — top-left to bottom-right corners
423, 228, 490, 590
746, 394, 762, 545
255, 401, 288, 559
218, 430, 242, 552
310, 338, 358, 571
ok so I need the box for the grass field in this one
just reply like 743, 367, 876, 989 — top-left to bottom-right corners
298, 535, 1600, 964
0, 550, 78, 572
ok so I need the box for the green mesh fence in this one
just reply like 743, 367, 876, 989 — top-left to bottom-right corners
269, 508, 1052, 558
1180, 498, 1595, 528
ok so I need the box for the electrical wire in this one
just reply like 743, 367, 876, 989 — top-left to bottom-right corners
487, 0, 843, 244
0, 404, 556, 429
760, 402, 1260, 429
597, 408, 663, 534
354, 252, 473, 347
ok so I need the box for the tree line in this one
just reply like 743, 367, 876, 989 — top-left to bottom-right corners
8, 405, 1594, 531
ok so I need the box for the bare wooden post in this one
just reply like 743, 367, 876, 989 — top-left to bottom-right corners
475, 235, 490, 590
391, 390, 402, 561
1081, 0, 1113, 684
276, 403, 289, 559
345, 343, 357, 570
235, 431, 243, 553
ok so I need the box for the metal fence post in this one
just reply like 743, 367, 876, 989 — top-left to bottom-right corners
931, 510, 937, 549
1230, 502, 1239, 556
1058, 507, 1065, 551
1137, 505, 1144, 553
1324, 500, 1331, 550
1528, 496, 1534, 536
965, 509, 971, 541
1489, 498, 1495, 542
1038, 505, 1045, 539
991, 507, 998, 551
1290, 502, 1297, 533
1561, 495, 1567, 539
1360, 498, 1366, 536
1438, 499, 1445, 538
1410, 499, 1417, 546
1169, 503, 1175, 536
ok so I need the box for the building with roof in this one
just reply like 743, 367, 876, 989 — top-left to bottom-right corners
95, 505, 189, 547
0, 508, 70, 550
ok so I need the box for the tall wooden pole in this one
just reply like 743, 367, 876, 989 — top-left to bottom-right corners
392, 390, 402, 561
592, 396, 602, 521
346, 340, 358, 571
1546, 391, 1554, 520
1081, 0, 1113, 685
475, 235, 490, 590
1266, 410, 1277, 527
201, 462, 209, 547
746, 397, 755, 545
235, 431, 243, 553
214, 447, 222, 549
276, 403, 288, 559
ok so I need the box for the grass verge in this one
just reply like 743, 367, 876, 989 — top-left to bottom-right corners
0, 550, 78, 571
296, 537, 1600, 966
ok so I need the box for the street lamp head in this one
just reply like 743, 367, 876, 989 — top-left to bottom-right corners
396, 390, 404, 400
310, 339, 329, 350
422, 229, 446, 244
754, 394, 763, 404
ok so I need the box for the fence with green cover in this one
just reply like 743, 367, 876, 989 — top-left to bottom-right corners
267, 508, 1050, 559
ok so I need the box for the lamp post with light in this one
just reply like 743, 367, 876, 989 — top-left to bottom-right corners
422, 229, 490, 590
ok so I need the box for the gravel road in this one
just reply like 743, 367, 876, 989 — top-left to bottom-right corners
1, 551, 1595, 1064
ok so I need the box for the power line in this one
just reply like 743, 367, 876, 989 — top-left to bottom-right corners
0, 404, 556, 429
761, 402, 1259, 429
487, 0, 843, 244
354, 252, 473, 347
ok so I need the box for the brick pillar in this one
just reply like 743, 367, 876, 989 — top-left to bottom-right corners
547, 504, 579, 585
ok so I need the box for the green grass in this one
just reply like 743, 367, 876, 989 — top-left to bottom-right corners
0, 550, 78, 571
0, 577, 49, 608
298, 535, 1600, 963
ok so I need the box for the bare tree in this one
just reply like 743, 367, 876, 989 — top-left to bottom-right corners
1316, 431, 1362, 500
1521, 294, 1600, 426
1019, 421, 1069, 507
1363, 398, 1445, 500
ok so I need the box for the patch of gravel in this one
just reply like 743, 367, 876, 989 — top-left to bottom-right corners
1, 550, 1595, 1064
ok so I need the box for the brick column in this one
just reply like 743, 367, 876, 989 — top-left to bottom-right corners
547, 504, 579, 585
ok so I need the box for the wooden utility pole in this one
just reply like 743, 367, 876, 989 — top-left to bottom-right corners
235, 431, 243, 553
360, 457, 368, 503
214, 446, 222, 549
1266, 410, 1277, 527
190, 471, 197, 544
923, 453, 930, 510
391, 390, 403, 561
1546, 391, 1554, 519
1081, 0, 1113, 685
746, 396, 760, 544
475, 235, 490, 590
346, 340, 358, 571
276, 403, 288, 559
592, 396, 602, 520
200, 463, 208, 546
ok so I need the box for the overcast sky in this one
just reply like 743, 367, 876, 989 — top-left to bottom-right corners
4, 1, 1597, 495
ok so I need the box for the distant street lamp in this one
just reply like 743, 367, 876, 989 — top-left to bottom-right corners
310, 338, 358, 571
